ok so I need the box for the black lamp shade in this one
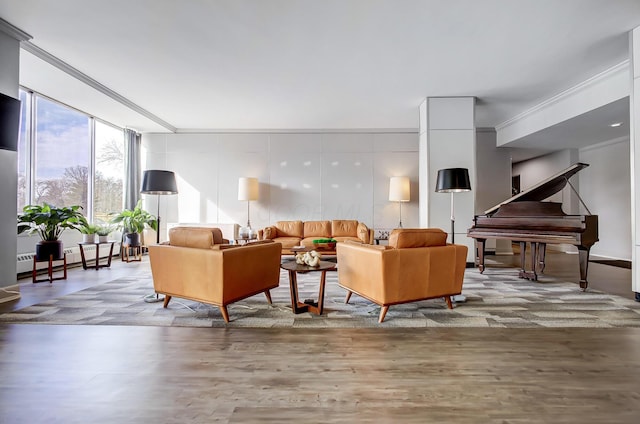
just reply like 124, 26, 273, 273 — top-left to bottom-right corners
435, 168, 471, 193
141, 170, 178, 194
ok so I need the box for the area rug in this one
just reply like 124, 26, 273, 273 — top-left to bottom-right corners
1, 265, 640, 328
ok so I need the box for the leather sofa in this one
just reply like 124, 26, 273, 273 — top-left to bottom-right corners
257, 219, 374, 255
336, 228, 467, 323
148, 226, 282, 322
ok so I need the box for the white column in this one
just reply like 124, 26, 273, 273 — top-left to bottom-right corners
0, 19, 31, 302
419, 97, 476, 262
630, 28, 640, 297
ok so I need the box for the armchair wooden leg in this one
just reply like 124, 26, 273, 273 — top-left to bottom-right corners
378, 306, 389, 323
163, 295, 172, 308
220, 305, 230, 323
445, 296, 453, 309
345, 291, 352, 304
264, 290, 273, 305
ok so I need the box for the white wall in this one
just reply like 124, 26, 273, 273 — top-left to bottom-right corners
0, 29, 20, 295
419, 97, 476, 262
579, 138, 632, 260
475, 128, 513, 254
142, 131, 419, 237
631, 26, 640, 293
497, 62, 629, 146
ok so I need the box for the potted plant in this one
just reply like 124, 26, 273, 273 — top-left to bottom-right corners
110, 200, 158, 247
17, 203, 85, 260
95, 222, 115, 243
78, 217, 98, 243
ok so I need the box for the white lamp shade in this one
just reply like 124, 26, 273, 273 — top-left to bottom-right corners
389, 176, 410, 202
238, 177, 259, 201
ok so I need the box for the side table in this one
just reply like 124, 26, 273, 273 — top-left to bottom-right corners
280, 260, 336, 315
122, 244, 142, 262
32, 253, 67, 284
78, 241, 116, 270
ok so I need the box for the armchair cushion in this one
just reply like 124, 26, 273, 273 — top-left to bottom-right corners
389, 228, 447, 249
168, 226, 225, 248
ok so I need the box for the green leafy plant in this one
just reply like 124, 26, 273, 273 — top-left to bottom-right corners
312, 238, 337, 244
95, 222, 115, 237
78, 217, 98, 235
17, 203, 85, 241
110, 200, 158, 234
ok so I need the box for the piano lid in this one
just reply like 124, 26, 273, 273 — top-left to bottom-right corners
484, 162, 589, 215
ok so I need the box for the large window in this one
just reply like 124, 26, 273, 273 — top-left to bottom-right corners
94, 121, 124, 221
17, 89, 125, 221
34, 96, 90, 209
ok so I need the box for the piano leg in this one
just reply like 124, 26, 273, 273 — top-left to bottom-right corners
538, 243, 546, 274
577, 246, 590, 291
518, 241, 538, 281
530, 242, 539, 281
475, 239, 486, 273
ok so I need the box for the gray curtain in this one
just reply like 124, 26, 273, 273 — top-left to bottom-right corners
123, 129, 141, 210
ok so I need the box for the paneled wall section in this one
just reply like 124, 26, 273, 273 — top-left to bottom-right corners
142, 132, 419, 236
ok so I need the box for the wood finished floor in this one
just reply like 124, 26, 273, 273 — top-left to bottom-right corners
0, 252, 639, 423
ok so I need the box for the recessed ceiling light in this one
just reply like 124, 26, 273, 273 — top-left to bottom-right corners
609, 122, 623, 127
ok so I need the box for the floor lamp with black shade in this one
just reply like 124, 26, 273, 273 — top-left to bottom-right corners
141, 170, 178, 244
141, 170, 177, 303
435, 168, 471, 244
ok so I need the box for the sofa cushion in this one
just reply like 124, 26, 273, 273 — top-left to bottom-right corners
389, 228, 447, 249
169, 227, 225, 249
331, 220, 358, 237
276, 221, 304, 238
303, 220, 331, 238
333, 236, 362, 244
274, 237, 302, 250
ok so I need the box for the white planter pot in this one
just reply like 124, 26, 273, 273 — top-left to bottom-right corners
98, 235, 109, 243
82, 234, 96, 243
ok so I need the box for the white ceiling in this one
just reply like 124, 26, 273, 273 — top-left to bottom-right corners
1, 0, 640, 159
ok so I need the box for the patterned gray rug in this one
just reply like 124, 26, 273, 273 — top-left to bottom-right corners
2, 266, 640, 328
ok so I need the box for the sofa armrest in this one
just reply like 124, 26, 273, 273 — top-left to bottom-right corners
258, 226, 277, 240
357, 222, 374, 244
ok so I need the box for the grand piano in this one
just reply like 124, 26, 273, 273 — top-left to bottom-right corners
467, 162, 598, 290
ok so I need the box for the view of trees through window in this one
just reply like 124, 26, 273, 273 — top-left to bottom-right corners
95, 121, 124, 221
34, 96, 90, 209
17, 89, 125, 221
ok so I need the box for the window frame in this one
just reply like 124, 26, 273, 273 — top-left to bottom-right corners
18, 86, 125, 222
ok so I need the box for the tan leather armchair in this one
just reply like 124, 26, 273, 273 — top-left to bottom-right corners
148, 227, 282, 323
337, 228, 468, 323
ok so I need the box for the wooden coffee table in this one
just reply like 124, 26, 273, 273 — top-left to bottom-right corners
280, 260, 336, 315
